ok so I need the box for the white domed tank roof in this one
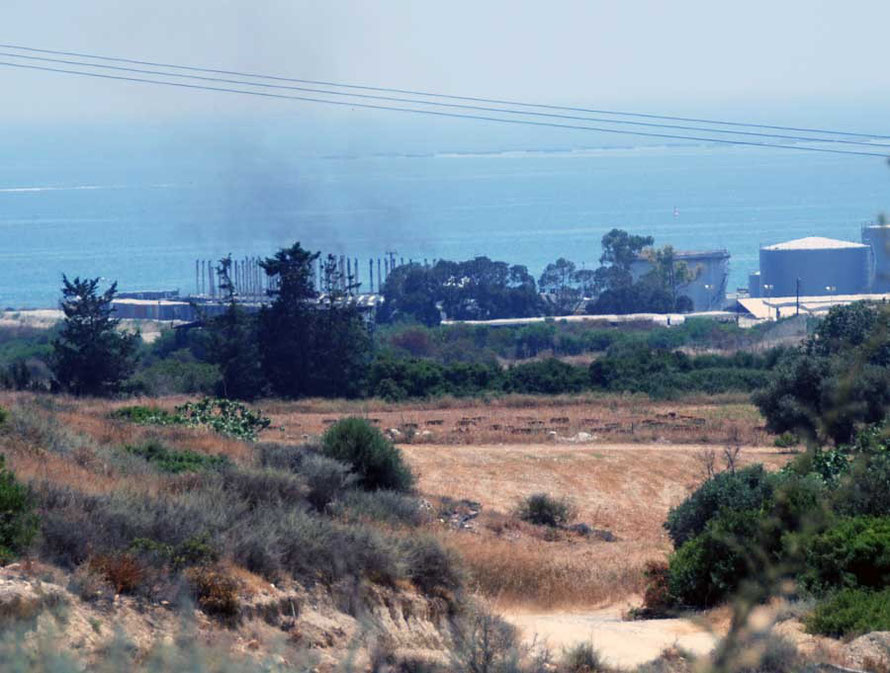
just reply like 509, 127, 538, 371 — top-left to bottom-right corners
762, 236, 868, 251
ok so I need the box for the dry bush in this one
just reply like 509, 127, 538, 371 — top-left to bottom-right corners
68, 562, 115, 602
89, 553, 145, 594
562, 643, 605, 673
640, 560, 672, 617
186, 565, 241, 621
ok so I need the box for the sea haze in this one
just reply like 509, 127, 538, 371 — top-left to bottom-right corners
0, 116, 887, 308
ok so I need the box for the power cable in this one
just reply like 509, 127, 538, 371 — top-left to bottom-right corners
1, 59, 887, 158
2, 41, 887, 141
2, 50, 887, 149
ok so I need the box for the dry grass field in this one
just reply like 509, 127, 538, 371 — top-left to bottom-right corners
0, 390, 792, 614
405, 441, 791, 610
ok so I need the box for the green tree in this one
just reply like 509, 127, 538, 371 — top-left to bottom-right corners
258, 244, 371, 398
51, 275, 137, 396
753, 303, 890, 444
258, 243, 319, 398
539, 258, 580, 314
379, 257, 541, 324
206, 256, 266, 400
311, 254, 372, 398
377, 264, 441, 326
593, 228, 654, 294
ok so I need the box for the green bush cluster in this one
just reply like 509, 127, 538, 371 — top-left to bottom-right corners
664, 465, 773, 548
657, 415, 890, 634
125, 440, 231, 474
321, 417, 414, 493
0, 455, 38, 563
112, 398, 271, 441
806, 587, 890, 638
367, 346, 775, 401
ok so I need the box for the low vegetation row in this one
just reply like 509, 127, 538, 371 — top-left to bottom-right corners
1, 231, 795, 403
0, 409, 460, 625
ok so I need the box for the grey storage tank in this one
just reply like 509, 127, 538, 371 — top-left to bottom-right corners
748, 271, 762, 298
862, 225, 890, 292
759, 236, 869, 297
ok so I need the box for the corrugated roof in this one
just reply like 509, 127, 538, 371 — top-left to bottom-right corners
763, 236, 867, 251
737, 293, 890, 320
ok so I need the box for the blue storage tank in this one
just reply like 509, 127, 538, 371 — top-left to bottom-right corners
862, 225, 890, 292
759, 237, 869, 297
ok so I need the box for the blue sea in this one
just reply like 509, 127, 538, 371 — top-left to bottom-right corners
1, 115, 887, 308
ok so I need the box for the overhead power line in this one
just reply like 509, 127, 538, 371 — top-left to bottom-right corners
0, 59, 887, 158
2, 41, 888, 141
1, 50, 888, 150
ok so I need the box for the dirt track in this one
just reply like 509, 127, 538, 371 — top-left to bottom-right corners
506, 606, 717, 667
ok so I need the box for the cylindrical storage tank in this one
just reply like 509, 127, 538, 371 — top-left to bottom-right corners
748, 271, 762, 298
760, 237, 869, 297
862, 225, 890, 292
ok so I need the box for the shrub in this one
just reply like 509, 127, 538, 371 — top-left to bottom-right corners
0, 455, 38, 563
451, 609, 518, 673
130, 356, 221, 396
298, 454, 356, 511
806, 587, 890, 637
331, 489, 425, 527
667, 510, 762, 608
231, 507, 402, 587
89, 553, 145, 594
125, 440, 231, 474
175, 398, 271, 441
562, 643, 604, 673
401, 535, 462, 596
664, 464, 773, 548
640, 560, 672, 616
502, 358, 587, 395
129, 534, 219, 570
113, 398, 271, 441
833, 453, 890, 517
773, 432, 798, 449
321, 417, 414, 492
219, 469, 307, 510
35, 483, 230, 570
0, 406, 8, 427
186, 566, 241, 621
255, 442, 310, 472
721, 632, 799, 673
798, 517, 890, 595
110, 405, 178, 425
516, 493, 574, 527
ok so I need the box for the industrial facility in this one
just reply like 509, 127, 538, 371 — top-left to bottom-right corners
631, 249, 730, 311
109, 223, 890, 326
749, 236, 871, 298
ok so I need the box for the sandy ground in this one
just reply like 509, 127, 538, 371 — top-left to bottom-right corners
507, 606, 717, 668
0, 309, 169, 342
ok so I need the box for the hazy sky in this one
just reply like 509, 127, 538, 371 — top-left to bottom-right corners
3, 0, 890, 124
